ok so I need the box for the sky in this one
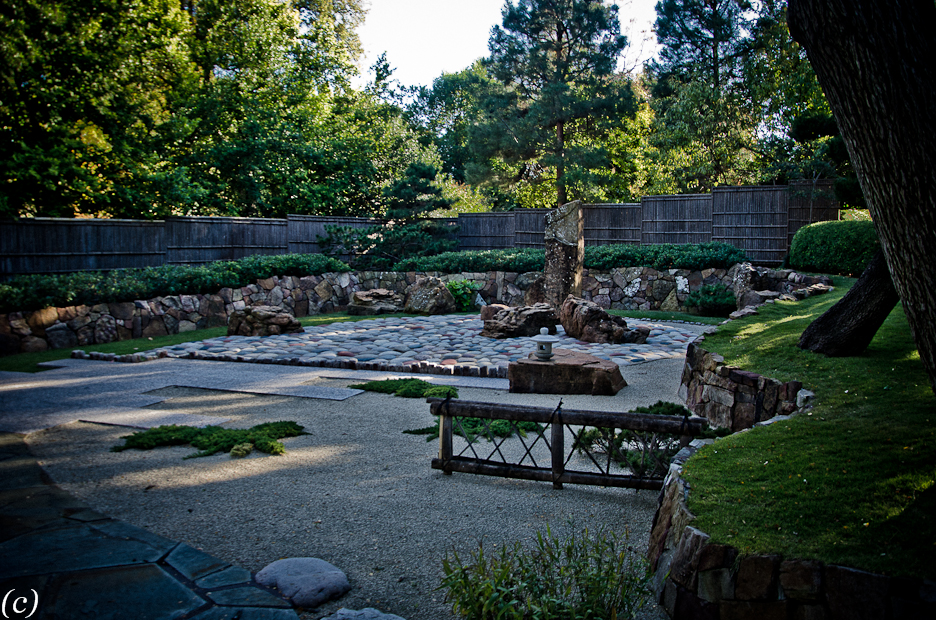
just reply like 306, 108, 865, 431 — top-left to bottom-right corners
354, 0, 661, 89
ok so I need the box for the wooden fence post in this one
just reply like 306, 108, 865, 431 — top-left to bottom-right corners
439, 414, 453, 475
551, 419, 564, 490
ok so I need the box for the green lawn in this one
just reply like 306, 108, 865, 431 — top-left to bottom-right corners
682, 276, 936, 579
609, 309, 724, 325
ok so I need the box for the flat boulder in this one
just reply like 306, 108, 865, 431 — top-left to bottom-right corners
403, 277, 457, 315
348, 288, 404, 315
559, 296, 648, 344
227, 305, 303, 337
508, 349, 627, 396
255, 557, 351, 608
480, 303, 558, 339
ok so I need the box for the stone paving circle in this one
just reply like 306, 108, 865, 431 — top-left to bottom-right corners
152, 314, 700, 377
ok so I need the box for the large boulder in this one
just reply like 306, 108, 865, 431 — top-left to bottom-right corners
348, 288, 404, 316
403, 277, 457, 315
480, 303, 558, 339
508, 349, 627, 396
227, 305, 303, 337
559, 296, 649, 344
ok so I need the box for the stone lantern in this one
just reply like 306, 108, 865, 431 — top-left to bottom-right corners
531, 327, 559, 362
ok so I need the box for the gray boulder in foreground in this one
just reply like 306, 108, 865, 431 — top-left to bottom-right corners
255, 557, 351, 608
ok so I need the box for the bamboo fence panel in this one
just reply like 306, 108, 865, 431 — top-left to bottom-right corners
640, 195, 713, 246
514, 209, 551, 249
456, 212, 515, 251
0, 218, 166, 275
712, 186, 789, 264
287, 215, 382, 255
584, 203, 641, 246
787, 179, 840, 245
165, 216, 287, 265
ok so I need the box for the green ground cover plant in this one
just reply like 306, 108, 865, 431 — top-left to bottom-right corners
682, 277, 936, 579
440, 523, 652, 620
112, 421, 306, 459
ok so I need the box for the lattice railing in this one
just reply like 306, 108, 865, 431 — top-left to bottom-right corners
427, 397, 707, 490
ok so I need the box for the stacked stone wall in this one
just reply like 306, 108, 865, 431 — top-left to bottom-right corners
0, 264, 828, 355
678, 339, 811, 432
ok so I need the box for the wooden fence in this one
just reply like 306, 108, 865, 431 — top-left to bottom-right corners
0, 182, 837, 275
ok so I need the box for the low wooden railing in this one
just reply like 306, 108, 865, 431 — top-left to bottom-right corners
428, 397, 707, 491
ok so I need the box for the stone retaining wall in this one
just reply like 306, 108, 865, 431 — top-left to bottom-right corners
648, 442, 936, 620
678, 338, 814, 432
0, 264, 829, 355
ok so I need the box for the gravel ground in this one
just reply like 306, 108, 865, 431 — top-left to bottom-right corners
26, 358, 689, 620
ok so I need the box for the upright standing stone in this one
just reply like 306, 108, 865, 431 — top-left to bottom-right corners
544, 200, 584, 308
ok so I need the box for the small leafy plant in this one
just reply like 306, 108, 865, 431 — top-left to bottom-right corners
684, 283, 737, 317
440, 523, 652, 620
446, 279, 482, 312
111, 421, 305, 459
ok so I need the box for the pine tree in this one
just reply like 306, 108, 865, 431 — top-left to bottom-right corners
470, 0, 636, 207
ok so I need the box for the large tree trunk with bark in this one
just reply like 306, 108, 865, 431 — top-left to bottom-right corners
798, 250, 899, 356
788, 0, 936, 395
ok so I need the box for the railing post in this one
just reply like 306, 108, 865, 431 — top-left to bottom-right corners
551, 419, 564, 490
439, 414, 453, 475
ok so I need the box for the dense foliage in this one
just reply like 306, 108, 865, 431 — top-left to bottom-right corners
683, 284, 738, 317
1, 0, 861, 220
441, 524, 652, 620
788, 220, 879, 276
393, 248, 546, 274
0, 253, 349, 313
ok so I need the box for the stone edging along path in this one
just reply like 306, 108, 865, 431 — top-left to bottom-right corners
647, 336, 936, 620
0, 262, 831, 356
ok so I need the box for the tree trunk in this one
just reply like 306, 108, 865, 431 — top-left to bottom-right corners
798, 250, 899, 356
788, 1, 936, 395
556, 121, 567, 207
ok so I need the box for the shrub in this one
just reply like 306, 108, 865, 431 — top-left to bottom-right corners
440, 523, 652, 620
684, 284, 737, 317
789, 220, 879, 275
0, 253, 350, 313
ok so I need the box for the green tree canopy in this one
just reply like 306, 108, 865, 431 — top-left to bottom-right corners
469, 0, 638, 207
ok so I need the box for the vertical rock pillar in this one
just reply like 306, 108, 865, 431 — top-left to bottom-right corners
544, 200, 584, 308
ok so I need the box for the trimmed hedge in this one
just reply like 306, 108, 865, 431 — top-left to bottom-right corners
0, 254, 350, 313
584, 242, 746, 271
393, 242, 746, 273
789, 220, 879, 276
393, 248, 546, 273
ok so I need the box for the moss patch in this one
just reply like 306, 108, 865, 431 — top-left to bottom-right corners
112, 421, 306, 459
348, 378, 458, 399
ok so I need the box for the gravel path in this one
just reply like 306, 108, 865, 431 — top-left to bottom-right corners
25, 357, 693, 620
